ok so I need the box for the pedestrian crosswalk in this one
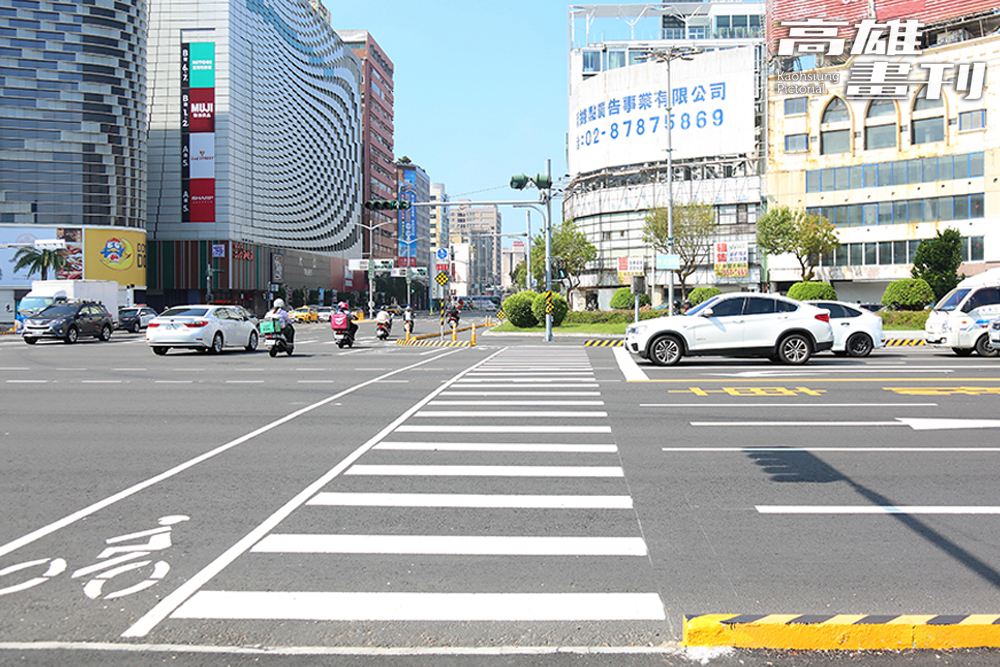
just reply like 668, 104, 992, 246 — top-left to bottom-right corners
157, 346, 665, 644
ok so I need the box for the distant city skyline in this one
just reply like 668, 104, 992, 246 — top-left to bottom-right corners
328, 1, 569, 241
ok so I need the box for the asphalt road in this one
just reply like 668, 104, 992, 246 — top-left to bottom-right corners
2, 321, 1000, 666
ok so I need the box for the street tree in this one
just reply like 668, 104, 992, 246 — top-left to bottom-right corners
12, 245, 68, 281
511, 219, 596, 309
911, 227, 963, 300
642, 200, 716, 299
756, 205, 839, 281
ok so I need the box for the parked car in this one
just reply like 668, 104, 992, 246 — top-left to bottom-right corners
22, 300, 114, 345
806, 300, 886, 357
118, 305, 159, 333
624, 292, 834, 366
290, 306, 318, 323
315, 306, 332, 322
146, 304, 259, 355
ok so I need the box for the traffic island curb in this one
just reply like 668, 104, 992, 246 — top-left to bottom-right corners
683, 613, 1000, 650
395, 340, 471, 348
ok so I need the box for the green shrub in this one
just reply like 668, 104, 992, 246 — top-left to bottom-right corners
882, 278, 935, 311
879, 310, 929, 330
787, 281, 837, 301
609, 286, 649, 309
502, 291, 538, 328
531, 291, 569, 326
688, 287, 721, 306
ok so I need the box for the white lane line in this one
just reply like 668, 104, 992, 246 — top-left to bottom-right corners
612, 347, 648, 381
122, 345, 507, 638
758, 506, 1000, 515
457, 378, 596, 383
307, 492, 631, 508
432, 400, 605, 406
664, 447, 1000, 452
1, 347, 476, 563
6, 380, 47, 383
376, 442, 617, 453
297, 380, 336, 384
171, 591, 667, 622
413, 410, 608, 418
643, 403, 938, 408
345, 465, 623, 477
251, 534, 647, 556
396, 425, 612, 433
446, 384, 600, 389
443, 391, 601, 396
466, 372, 595, 376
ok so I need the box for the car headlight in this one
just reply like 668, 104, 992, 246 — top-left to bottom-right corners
625, 323, 647, 336
49, 318, 67, 328
941, 321, 951, 333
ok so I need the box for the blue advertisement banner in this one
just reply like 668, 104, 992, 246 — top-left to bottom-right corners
398, 169, 417, 265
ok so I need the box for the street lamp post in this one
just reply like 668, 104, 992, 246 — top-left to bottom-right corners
510, 161, 555, 342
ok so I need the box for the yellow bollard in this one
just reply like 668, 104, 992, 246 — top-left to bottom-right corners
452, 325, 457, 343
471, 324, 477, 346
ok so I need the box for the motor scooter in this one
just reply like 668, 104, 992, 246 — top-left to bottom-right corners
376, 319, 391, 340
260, 320, 294, 357
331, 311, 355, 348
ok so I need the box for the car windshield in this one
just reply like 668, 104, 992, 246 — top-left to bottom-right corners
934, 288, 971, 312
119, 308, 138, 317
684, 296, 720, 316
161, 307, 209, 317
37, 304, 77, 317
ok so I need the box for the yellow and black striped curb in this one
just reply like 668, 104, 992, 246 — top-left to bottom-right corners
684, 613, 1000, 650
885, 338, 925, 346
395, 340, 471, 348
583, 340, 623, 347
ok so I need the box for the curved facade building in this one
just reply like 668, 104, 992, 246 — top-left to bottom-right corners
0, 0, 148, 315
145, 0, 363, 310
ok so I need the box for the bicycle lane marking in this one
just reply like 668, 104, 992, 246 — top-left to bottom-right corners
122, 346, 509, 638
0, 347, 470, 561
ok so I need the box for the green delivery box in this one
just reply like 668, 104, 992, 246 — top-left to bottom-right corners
259, 320, 281, 334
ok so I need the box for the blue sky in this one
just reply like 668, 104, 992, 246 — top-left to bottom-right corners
329, 1, 570, 239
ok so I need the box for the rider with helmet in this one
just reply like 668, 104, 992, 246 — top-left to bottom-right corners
336, 301, 359, 339
266, 298, 294, 342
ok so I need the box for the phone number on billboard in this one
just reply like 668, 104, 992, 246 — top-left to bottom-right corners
575, 110, 724, 150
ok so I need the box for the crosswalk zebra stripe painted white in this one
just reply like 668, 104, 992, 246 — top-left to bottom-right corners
443, 384, 601, 389
395, 425, 612, 433
431, 400, 605, 406
374, 442, 617, 453
442, 391, 602, 396
306, 492, 631, 508
251, 534, 648, 556
345, 465, 624, 477
457, 378, 596, 383
171, 591, 667, 622
413, 410, 609, 418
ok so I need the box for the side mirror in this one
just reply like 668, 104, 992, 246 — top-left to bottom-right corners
700, 308, 714, 317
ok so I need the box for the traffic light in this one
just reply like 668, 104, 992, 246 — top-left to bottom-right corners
533, 173, 552, 189
554, 258, 568, 280
364, 200, 411, 210
510, 174, 530, 190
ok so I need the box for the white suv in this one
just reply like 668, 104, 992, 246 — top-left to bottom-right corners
624, 292, 835, 366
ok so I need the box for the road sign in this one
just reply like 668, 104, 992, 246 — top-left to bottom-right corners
435, 263, 449, 272
496, 309, 506, 321
374, 259, 394, 270
656, 254, 681, 270
435, 272, 450, 286
436, 248, 449, 260
545, 291, 553, 314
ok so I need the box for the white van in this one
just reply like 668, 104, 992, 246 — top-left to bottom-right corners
924, 268, 1000, 356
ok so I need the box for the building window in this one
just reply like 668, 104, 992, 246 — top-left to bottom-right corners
606, 50, 626, 70
959, 110, 986, 131
912, 117, 944, 144
785, 133, 808, 152
821, 129, 850, 154
582, 50, 601, 73
822, 97, 850, 123
913, 86, 944, 111
784, 97, 807, 116
865, 124, 896, 150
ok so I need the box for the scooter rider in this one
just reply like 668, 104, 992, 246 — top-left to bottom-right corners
266, 298, 294, 343
446, 303, 460, 327
403, 305, 414, 333
336, 301, 359, 340
375, 306, 392, 334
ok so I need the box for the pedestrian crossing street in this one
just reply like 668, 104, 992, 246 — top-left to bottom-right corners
159, 346, 666, 643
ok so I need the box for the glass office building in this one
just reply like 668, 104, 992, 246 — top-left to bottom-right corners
0, 0, 147, 230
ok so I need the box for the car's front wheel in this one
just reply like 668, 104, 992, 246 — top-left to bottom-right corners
846, 332, 873, 357
648, 334, 682, 366
64, 326, 78, 344
975, 334, 997, 357
152, 346, 169, 355
24, 337, 37, 345
245, 330, 258, 352
777, 333, 812, 364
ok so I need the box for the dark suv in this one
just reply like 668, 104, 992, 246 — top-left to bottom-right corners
22, 300, 114, 345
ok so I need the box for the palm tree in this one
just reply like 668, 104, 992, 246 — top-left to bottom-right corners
12, 246, 69, 281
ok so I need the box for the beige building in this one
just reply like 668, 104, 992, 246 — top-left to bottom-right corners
449, 200, 502, 294
767, 22, 1000, 302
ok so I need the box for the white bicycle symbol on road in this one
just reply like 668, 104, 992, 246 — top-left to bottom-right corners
0, 515, 189, 601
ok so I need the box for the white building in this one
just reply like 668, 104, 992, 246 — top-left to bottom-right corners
564, 3, 765, 310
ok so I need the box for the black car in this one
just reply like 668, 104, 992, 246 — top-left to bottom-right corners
22, 300, 114, 344
118, 305, 159, 333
